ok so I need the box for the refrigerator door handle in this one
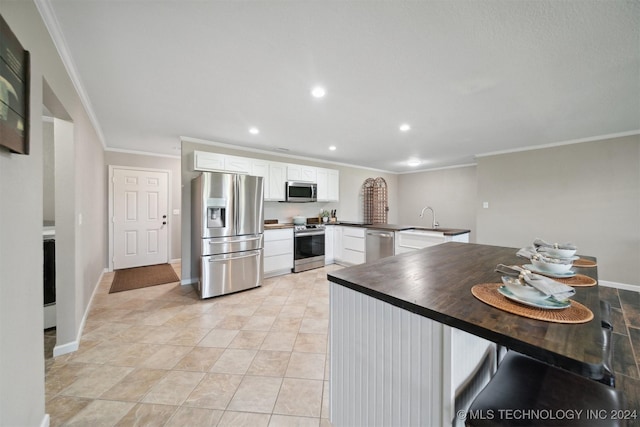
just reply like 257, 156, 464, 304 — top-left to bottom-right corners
208, 236, 262, 245
207, 250, 261, 262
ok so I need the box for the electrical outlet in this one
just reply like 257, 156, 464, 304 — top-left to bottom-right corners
482, 202, 489, 209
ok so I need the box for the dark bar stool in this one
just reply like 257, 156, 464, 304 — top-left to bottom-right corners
465, 351, 627, 427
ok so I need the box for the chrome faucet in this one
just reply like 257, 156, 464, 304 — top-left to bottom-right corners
419, 206, 439, 229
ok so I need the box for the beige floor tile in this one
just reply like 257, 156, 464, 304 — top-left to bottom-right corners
271, 317, 302, 332
60, 365, 133, 398
210, 348, 257, 374
46, 396, 92, 427
242, 315, 276, 331
227, 375, 283, 413
142, 370, 205, 405
321, 380, 329, 419
166, 327, 211, 346
293, 333, 327, 353
229, 330, 268, 349
174, 347, 225, 372
254, 304, 283, 317
108, 343, 161, 367
218, 411, 271, 427
45, 264, 336, 426
261, 331, 298, 351
198, 329, 239, 348
229, 304, 260, 316
216, 315, 252, 329
115, 403, 177, 426
165, 406, 224, 427
285, 352, 326, 380
273, 378, 324, 417
65, 399, 135, 427
303, 304, 329, 319
279, 305, 307, 318
141, 344, 193, 369
247, 351, 292, 377
299, 318, 328, 334
269, 414, 321, 427
183, 373, 243, 409
100, 368, 167, 401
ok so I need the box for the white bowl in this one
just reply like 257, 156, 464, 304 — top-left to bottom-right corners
292, 216, 306, 225
531, 257, 573, 274
538, 247, 577, 259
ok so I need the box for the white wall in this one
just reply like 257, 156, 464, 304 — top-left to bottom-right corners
0, 2, 106, 425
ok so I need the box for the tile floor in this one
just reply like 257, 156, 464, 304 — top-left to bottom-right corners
45, 263, 339, 426
45, 265, 640, 426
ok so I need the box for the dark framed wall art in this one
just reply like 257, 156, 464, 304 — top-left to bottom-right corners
0, 13, 30, 155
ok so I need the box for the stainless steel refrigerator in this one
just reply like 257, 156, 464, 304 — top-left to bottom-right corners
191, 172, 264, 299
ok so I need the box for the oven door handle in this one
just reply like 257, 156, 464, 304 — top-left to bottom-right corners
295, 230, 326, 237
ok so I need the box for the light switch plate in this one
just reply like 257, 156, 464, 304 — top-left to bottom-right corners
173, 209, 180, 215
482, 202, 489, 209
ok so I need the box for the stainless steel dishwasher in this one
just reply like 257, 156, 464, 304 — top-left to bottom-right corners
365, 229, 395, 262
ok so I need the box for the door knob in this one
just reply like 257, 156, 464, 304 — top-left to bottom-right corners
163, 215, 167, 218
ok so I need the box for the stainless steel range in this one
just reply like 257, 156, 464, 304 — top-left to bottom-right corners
293, 224, 325, 273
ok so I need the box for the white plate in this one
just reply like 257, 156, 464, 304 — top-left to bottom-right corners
498, 286, 571, 310
523, 264, 576, 278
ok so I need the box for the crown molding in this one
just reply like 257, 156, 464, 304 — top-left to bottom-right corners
35, 0, 107, 150
475, 130, 640, 159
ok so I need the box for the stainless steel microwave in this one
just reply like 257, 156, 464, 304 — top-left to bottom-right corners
285, 181, 317, 202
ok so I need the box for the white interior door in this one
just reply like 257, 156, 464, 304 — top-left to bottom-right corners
112, 168, 169, 269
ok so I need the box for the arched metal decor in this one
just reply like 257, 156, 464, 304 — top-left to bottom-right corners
362, 177, 389, 224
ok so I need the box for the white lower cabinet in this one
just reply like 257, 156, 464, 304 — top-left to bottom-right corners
395, 230, 469, 254
324, 225, 334, 265
335, 226, 366, 266
264, 228, 293, 277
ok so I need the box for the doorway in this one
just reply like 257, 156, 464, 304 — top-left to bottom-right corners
108, 166, 171, 271
42, 79, 75, 360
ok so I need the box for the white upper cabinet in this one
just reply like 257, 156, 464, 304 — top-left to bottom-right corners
251, 159, 270, 196
224, 155, 251, 173
194, 151, 225, 171
193, 151, 338, 202
287, 164, 317, 183
268, 162, 287, 201
317, 168, 340, 202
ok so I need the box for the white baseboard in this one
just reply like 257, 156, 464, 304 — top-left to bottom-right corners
181, 278, 196, 286
599, 280, 639, 292
170, 258, 181, 264
53, 269, 105, 357
41, 414, 50, 427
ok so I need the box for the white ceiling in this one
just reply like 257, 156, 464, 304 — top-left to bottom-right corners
43, 0, 639, 172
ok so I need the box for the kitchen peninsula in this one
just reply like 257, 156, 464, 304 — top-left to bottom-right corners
327, 242, 602, 426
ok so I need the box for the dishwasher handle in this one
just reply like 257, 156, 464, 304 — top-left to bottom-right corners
367, 231, 393, 239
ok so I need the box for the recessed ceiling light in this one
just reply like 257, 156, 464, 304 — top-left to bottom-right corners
311, 86, 326, 98
407, 158, 421, 167
399, 123, 411, 132
329, 145, 337, 151
249, 127, 259, 135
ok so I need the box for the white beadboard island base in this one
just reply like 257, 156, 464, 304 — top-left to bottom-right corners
329, 283, 495, 427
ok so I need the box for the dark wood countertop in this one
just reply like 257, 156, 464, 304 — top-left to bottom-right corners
334, 222, 470, 236
327, 242, 603, 378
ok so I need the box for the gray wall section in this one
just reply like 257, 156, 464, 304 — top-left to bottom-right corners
0, 2, 106, 426
398, 165, 477, 242
43, 120, 55, 222
104, 151, 182, 262
180, 139, 398, 282
476, 135, 640, 285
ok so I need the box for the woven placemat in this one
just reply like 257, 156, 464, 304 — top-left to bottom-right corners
573, 258, 597, 268
471, 283, 594, 324
554, 274, 597, 287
